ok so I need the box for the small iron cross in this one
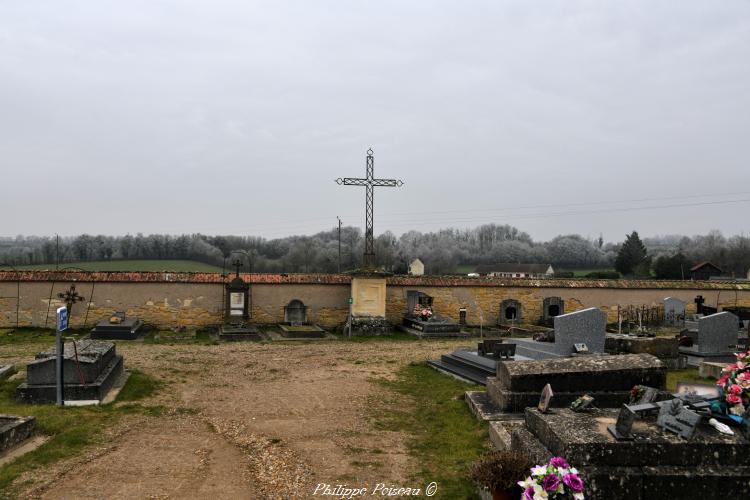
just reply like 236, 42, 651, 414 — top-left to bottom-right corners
336, 148, 403, 269
232, 258, 243, 278
58, 284, 85, 314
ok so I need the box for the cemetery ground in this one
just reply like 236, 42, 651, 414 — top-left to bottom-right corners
0, 329, 491, 499
0, 328, 715, 499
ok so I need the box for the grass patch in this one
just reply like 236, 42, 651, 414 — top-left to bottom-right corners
0, 328, 88, 346
0, 370, 161, 497
666, 368, 714, 392
373, 362, 487, 499
334, 331, 420, 343
15, 260, 222, 273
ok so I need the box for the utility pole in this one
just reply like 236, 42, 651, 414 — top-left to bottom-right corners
337, 216, 342, 273
56, 234, 59, 270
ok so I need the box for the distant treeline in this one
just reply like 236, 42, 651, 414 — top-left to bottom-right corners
0, 225, 748, 278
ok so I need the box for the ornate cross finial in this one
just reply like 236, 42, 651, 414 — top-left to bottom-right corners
335, 148, 404, 269
57, 284, 85, 313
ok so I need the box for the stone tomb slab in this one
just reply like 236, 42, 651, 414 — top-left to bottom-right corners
486, 354, 667, 412
0, 415, 35, 454
15, 340, 124, 404
90, 316, 144, 340
515, 408, 750, 499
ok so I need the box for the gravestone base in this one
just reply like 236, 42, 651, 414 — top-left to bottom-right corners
0, 415, 36, 454
350, 316, 392, 336
278, 324, 326, 339
402, 317, 463, 334
15, 355, 124, 404
698, 361, 727, 379
218, 325, 263, 341
605, 334, 685, 368
90, 317, 144, 340
427, 349, 501, 385
487, 354, 667, 412
678, 346, 737, 367
510, 408, 750, 500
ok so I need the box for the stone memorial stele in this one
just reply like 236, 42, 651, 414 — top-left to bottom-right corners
538, 383, 553, 413
608, 404, 637, 440
656, 398, 702, 439
663, 297, 686, 326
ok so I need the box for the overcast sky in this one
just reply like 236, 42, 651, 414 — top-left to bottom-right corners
1, 1, 749, 242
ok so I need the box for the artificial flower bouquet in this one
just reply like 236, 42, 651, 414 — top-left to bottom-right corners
714, 349, 750, 423
419, 308, 433, 321
518, 456, 585, 499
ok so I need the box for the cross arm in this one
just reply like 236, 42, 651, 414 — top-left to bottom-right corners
335, 177, 368, 186
370, 178, 404, 187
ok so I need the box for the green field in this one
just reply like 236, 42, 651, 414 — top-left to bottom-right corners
560, 268, 617, 277
15, 260, 223, 272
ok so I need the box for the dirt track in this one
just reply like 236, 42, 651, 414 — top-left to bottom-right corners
5, 338, 470, 499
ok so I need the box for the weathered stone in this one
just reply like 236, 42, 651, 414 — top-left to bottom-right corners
698, 361, 726, 379
495, 354, 666, 393
16, 340, 124, 404
0, 415, 35, 454
696, 311, 739, 353
486, 354, 666, 412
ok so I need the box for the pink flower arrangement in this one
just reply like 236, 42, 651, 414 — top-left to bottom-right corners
518, 456, 585, 499
715, 349, 750, 422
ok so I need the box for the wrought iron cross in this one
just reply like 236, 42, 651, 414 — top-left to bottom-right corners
336, 148, 403, 269
57, 284, 85, 314
232, 258, 243, 278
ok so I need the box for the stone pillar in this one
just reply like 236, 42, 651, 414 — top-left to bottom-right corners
349, 272, 392, 335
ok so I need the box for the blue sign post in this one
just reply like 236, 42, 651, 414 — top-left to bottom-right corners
55, 306, 68, 406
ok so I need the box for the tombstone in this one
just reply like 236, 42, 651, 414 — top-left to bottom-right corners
283, 299, 307, 325
90, 311, 144, 340
499, 299, 523, 325
15, 340, 124, 404
219, 271, 262, 341
541, 297, 564, 325
401, 290, 464, 337
509, 405, 750, 498
663, 297, 686, 326
512, 307, 607, 360
0, 415, 36, 454
485, 353, 667, 412
679, 311, 740, 366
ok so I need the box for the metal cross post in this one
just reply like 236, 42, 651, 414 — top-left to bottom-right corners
232, 258, 243, 278
336, 148, 403, 269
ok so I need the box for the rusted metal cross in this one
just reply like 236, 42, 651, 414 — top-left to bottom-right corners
336, 148, 403, 269
57, 284, 85, 314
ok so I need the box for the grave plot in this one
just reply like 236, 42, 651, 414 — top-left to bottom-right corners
90, 311, 144, 340
274, 299, 327, 339
505, 406, 750, 499
605, 334, 684, 368
512, 307, 607, 359
399, 290, 466, 338
15, 340, 124, 404
679, 311, 740, 366
467, 353, 667, 418
218, 267, 264, 341
428, 338, 516, 385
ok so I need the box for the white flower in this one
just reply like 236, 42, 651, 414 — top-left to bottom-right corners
573, 493, 585, 500
531, 465, 547, 476
569, 467, 578, 474
730, 404, 746, 416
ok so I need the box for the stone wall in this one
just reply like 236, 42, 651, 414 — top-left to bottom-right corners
1, 271, 749, 329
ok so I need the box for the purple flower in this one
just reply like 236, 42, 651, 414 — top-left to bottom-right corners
563, 473, 585, 493
523, 487, 534, 500
549, 456, 570, 469
542, 474, 561, 492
